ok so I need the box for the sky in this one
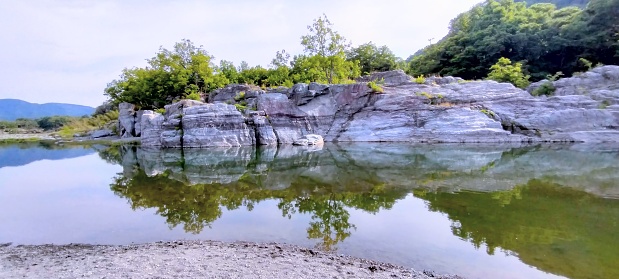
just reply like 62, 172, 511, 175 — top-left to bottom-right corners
0, 0, 484, 107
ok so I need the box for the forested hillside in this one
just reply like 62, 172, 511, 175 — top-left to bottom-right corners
409, 0, 618, 81
519, 0, 589, 8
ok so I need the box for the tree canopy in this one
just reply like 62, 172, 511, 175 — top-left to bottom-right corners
347, 42, 399, 75
104, 39, 222, 109
408, 0, 619, 81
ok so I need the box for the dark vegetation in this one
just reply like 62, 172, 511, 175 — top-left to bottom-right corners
409, 0, 618, 82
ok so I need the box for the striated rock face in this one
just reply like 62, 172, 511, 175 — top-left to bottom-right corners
118, 103, 136, 138
127, 67, 619, 147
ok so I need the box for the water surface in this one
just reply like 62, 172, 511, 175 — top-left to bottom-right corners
1, 143, 617, 279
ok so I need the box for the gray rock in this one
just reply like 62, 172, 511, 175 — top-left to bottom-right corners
140, 111, 164, 147
181, 103, 255, 148
293, 134, 324, 146
356, 70, 411, 86
208, 84, 263, 103
251, 112, 277, 145
118, 102, 136, 138
91, 129, 113, 138
134, 110, 145, 137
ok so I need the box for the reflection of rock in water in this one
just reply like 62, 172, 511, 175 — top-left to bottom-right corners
111, 143, 402, 250
107, 143, 619, 274
116, 143, 619, 198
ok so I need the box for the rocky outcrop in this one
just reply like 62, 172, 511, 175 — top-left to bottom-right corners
122, 66, 619, 147
118, 103, 136, 138
356, 70, 411, 86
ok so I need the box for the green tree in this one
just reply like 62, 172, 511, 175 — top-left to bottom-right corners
347, 42, 399, 75
487, 57, 530, 88
299, 14, 360, 83
104, 39, 225, 109
219, 60, 240, 84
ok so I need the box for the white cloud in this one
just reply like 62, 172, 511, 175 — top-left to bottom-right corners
0, 0, 483, 107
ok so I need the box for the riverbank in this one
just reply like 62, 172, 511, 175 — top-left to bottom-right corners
0, 132, 55, 143
0, 241, 462, 279
0, 131, 140, 146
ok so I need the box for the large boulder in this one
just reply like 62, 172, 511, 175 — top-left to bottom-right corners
356, 70, 411, 86
250, 112, 277, 145
140, 111, 164, 147
181, 103, 255, 147
208, 84, 263, 104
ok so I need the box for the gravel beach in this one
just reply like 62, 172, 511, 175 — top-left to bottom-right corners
0, 241, 463, 279
0, 132, 55, 140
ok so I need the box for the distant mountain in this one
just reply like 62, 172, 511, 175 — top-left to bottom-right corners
519, 0, 589, 8
0, 99, 95, 121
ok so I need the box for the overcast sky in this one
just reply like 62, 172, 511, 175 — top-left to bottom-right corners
0, 0, 483, 107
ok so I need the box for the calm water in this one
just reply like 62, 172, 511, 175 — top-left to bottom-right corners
0, 142, 618, 279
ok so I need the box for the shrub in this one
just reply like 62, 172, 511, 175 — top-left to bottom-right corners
186, 92, 201, 101
414, 75, 426, 84
234, 103, 247, 111
416, 91, 433, 99
234, 91, 246, 101
486, 57, 530, 89
154, 108, 166, 114
599, 100, 611, 109
532, 82, 556, 96
367, 81, 384, 93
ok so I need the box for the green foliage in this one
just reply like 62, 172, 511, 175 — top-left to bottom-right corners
298, 14, 360, 84
532, 82, 557, 96
416, 91, 434, 99
347, 42, 398, 75
234, 103, 247, 111
414, 75, 426, 84
367, 81, 384, 93
290, 54, 360, 84
598, 100, 611, 109
36, 116, 73, 130
480, 109, 498, 118
417, 179, 619, 279
105, 39, 224, 110
409, 0, 619, 81
578, 57, 593, 70
0, 118, 39, 131
487, 57, 530, 88
57, 110, 119, 138
234, 91, 246, 101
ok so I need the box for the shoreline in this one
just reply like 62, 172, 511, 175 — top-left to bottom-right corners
0, 240, 462, 279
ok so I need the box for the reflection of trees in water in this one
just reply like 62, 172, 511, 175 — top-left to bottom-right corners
417, 179, 619, 279
110, 169, 405, 250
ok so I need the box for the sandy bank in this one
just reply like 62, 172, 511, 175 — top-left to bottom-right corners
0, 241, 462, 279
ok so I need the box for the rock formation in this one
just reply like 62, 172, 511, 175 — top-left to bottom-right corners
120, 66, 619, 147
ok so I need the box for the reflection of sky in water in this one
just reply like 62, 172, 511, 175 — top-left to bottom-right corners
0, 152, 568, 279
